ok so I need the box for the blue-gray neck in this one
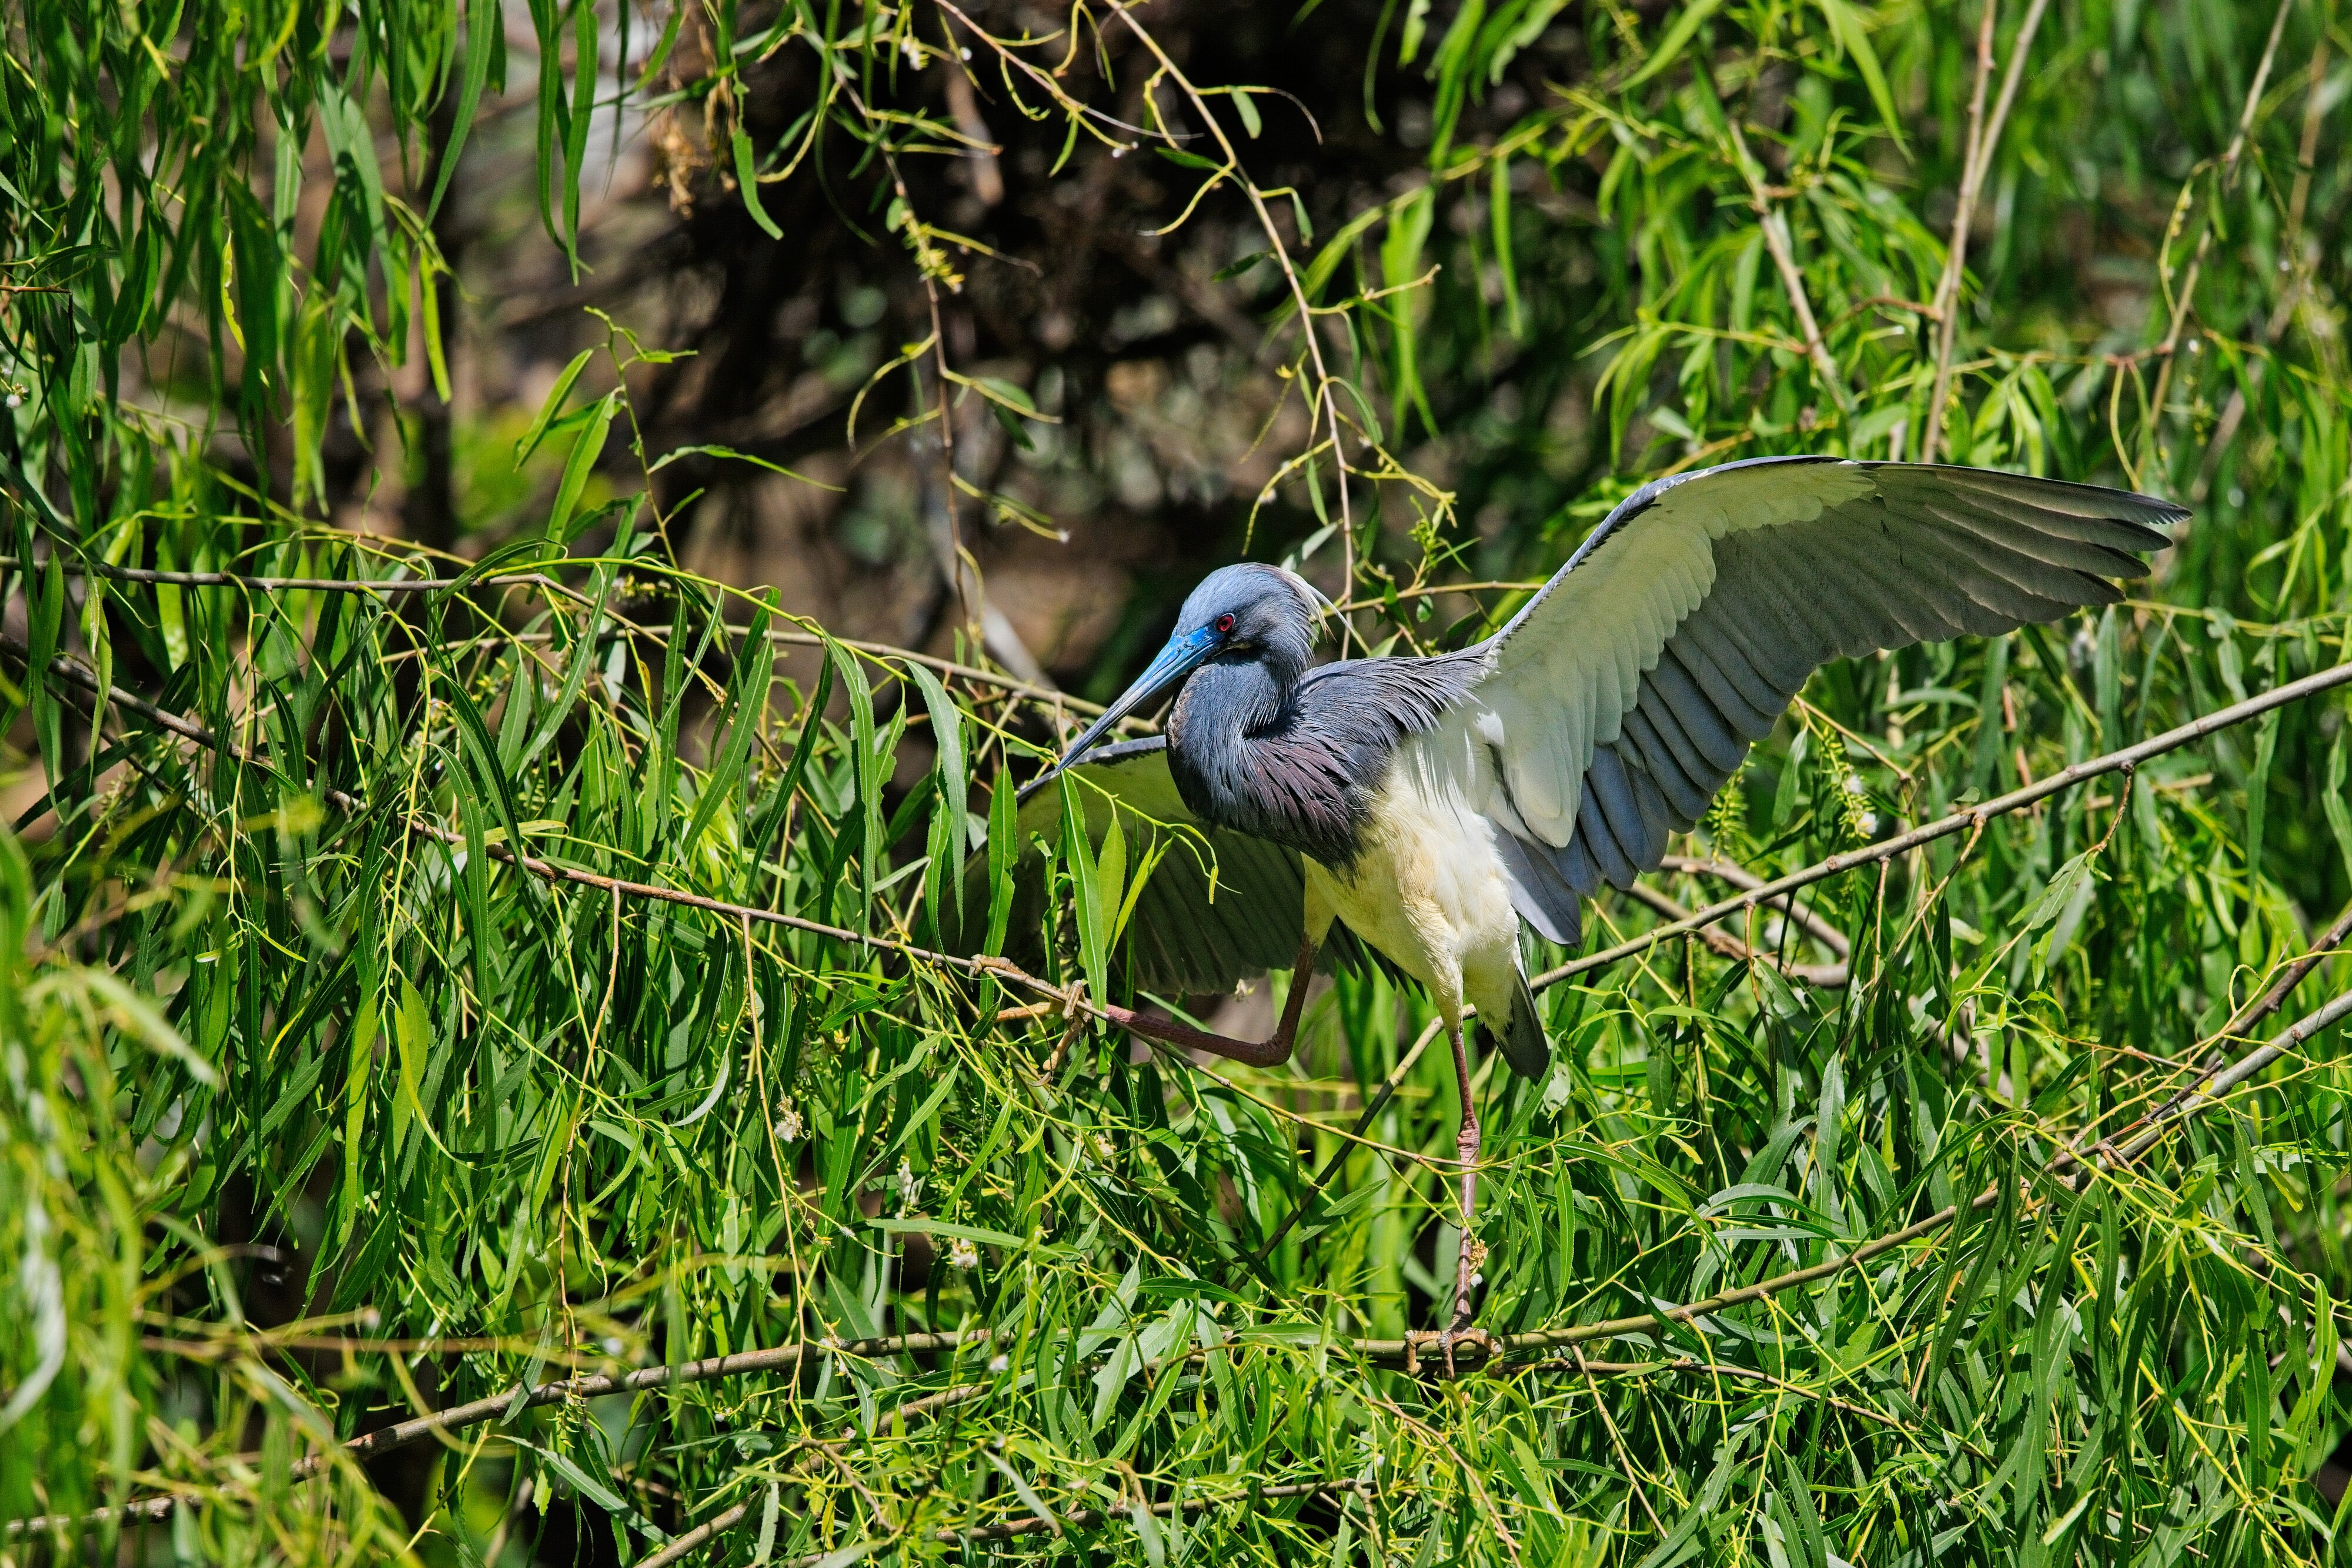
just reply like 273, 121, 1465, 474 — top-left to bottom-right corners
1166, 653, 1371, 869
1162, 646, 1492, 872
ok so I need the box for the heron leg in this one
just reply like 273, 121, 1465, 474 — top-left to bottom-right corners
1098, 937, 1318, 1068
1399, 1018, 1498, 1377
1437, 1020, 1495, 1374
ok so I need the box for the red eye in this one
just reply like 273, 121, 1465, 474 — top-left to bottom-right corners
1215, 613, 1236, 634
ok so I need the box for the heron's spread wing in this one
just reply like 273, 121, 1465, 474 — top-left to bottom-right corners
1447, 457, 2183, 944
955, 737, 1309, 996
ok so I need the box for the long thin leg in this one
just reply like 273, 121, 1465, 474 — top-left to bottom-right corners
1403, 1019, 1497, 1378
1097, 937, 1318, 1068
1446, 1020, 1484, 1332
1437, 1021, 1499, 1373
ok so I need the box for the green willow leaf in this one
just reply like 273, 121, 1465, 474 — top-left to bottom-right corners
515, 348, 597, 465
545, 391, 616, 544
8, 4, 2347, 1559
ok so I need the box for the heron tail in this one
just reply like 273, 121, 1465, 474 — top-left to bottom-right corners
1494, 969, 1550, 1078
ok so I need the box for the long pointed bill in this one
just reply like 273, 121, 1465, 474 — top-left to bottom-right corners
1046, 626, 1218, 778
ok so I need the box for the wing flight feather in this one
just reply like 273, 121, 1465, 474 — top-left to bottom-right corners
1441, 457, 2182, 945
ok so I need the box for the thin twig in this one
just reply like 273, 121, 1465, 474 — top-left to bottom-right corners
2193, 18, 2333, 501
3, 553, 1101, 714
928, 0, 1179, 146
1623, 881, 1847, 987
1329, 579, 1549, 615
824, 69, 976, 633
1658, 855, 1850, 958
1572, 1356, 1989, 1460
465, 620, 1109, 719
8, 1331, 995, 1533
2, 552, 1101, 710
2140, 0, 2293, 481
943, 1479, 1370, 1548
2109, 979, 2352, 1167
2207, 897, 2352, 1048
1920, 0, 2051, 462
636, 1502, 756, 1568
662, 1477, 1376, 1566
1249, 1014, 1445, 1264
1571, 1348, 1667, 1533
1919, 0, 1996, 463
1, 554, 557, 595
1723, 120, 1850, 417
1104, 1, 1360, 646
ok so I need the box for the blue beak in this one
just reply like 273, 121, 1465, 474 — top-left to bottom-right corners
1047, 626, 1220, 777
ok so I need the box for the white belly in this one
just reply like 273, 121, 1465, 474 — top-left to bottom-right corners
1303, 763, 1525, 1025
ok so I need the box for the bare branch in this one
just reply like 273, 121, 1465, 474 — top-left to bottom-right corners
1724, 119, 1852, 418
1920, 0, 2051, 463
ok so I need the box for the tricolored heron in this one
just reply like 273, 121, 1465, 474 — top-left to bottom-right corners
980, 456, 2183, 1363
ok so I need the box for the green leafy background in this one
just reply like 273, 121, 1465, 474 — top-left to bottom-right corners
4, 1, 2352, 1564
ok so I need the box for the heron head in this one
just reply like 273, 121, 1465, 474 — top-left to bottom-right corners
1048, 563, 1327, 777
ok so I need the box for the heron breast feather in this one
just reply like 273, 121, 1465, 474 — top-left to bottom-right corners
1306, 762, 1519, 1013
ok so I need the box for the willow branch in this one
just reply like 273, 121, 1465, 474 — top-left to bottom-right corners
946, 1479, 1369, 1545
19, 617, 2352, 1072
6, 1331, 995, 1534
650, 1477, 1375, 1568
4, 556, 1095, 716
1920, 0, 2051, 462
0, 633, 1083, 1009
2208, 897, 2352, 1050
56, 977, 2343, 1535
1348, 984, 2352, 1368
1723, 120, 1851, 417
18, 605, 2352, 1041
634, 1503, 757, 1568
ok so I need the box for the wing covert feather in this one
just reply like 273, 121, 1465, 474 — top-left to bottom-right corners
953, 738, 1307, 996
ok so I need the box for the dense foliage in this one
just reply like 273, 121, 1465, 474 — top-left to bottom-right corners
4, 0, 2352, 1564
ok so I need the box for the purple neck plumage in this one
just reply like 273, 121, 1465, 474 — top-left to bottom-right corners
1154, 566, 1488, 871
1166, 650, 1494, 873
1165, 641, 1375, 869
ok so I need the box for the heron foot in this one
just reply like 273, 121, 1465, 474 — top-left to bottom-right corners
1402, 1325, 1498, 1379
1453, 1229, 1488, 1325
